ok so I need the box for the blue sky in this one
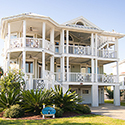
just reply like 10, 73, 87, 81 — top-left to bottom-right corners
0, 0, 125, 74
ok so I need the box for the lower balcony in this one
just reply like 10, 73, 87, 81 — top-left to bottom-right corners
54, 72, 117, 84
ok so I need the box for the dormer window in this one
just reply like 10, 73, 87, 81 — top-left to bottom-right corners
76, 22, 84, 26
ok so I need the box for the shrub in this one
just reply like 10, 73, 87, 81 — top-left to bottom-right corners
55, 107, 64, 117
4, 104, 24, 118
0, 89, 21, 111
52, 86, 81, 112
75, 104, 91, 114
82, 105, 91, 114
21, 89, 53, 114
3, 108, 10, 118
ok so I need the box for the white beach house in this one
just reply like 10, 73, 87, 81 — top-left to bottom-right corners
0, 13, 124, 107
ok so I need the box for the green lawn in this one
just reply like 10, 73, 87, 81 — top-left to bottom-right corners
105, 99, 125, 106
0, 115, 125, 125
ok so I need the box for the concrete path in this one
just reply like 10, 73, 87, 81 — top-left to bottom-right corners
90, 103, 125, 120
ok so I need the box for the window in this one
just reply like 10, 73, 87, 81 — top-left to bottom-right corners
26, 62, 33, 73
76, 22, 84, 26
82, 90, 89, 94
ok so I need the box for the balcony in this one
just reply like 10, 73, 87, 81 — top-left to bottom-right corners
97, 49, 117, 59
54, 72, 117, 84
10, 38, 54, 52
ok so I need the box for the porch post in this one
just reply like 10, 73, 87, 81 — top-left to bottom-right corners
95, 59, 98, 83
62, 56, 65, 82
67, 56, 69, 82
116, 61, 119, 84
50, 28, 54, 52
23, 20, 26, 47
91, 58, 94, 83
50, 56, 54, 89
95, 33, 97, 56
7, 52, 10, 70
114, 84, 120, 106
66, 30, 69, 54
115, 38, 118, 58
42, 51, 45, 79
91, 33, 94, 55
42, 22, 46, 48
91, 84, 99, 107
8, 23, 11, 49
23, 51, 26, 74
61, 29, 64, 53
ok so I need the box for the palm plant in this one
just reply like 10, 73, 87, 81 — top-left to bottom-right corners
52, 86, 81, 112
21, 89, 53, 114
0, 89, 21, 112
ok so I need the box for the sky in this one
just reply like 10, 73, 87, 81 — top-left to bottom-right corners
0, 0, 125, 74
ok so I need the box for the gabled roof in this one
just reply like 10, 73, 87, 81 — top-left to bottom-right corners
62, 16, 101, 30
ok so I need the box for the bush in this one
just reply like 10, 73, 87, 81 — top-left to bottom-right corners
4, 104, 24, 118
82, 105, 91, 114
3, 108, 10, 118
55, 107, 64, 117
75, 104, 91, 114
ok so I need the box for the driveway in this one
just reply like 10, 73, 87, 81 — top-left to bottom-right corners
90, 103, 125, 120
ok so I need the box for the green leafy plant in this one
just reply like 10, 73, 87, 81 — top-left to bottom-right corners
106, 88, 124, 99
55, 107, 64, 117
52, 86, 81, 112
0, 89, 21, 112
0, 69, 25, 92
4, 104, 24, 118
21, 89, 53, 114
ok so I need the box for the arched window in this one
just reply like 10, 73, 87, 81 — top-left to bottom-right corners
76, 22, 84, 26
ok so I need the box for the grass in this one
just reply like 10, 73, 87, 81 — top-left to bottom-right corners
104, 99, 125, 106
0, 114, 125, 125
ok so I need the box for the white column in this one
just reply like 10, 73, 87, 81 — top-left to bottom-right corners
50, 56, 54, 89
61, 29, 64, 53
91, 84, 98, 107
91, 59, 94, 82
62, 56, 65, 81
23, 51, 26, 74
23, 20, 26, 47
66, 30, 69, 54
7, 52, 10, 70
42, 52, 45, 79
116, 61, 119, 83
50, 56, 54, 72
91, 33, 94, 55
67, 57, 69, 82
29, 74, 33, 90
115, 38, 118, 58
114, 85, 120, 106
35, 59, 37, 78
42, 22, 46, 48
95, 33, 97, 56
50, 28, 54, 52
8, 23, 11, 49
95, 59, 98, 82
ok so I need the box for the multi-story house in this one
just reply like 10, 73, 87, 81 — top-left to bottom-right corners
112, 59, 125, 100
0, 13, 124, 107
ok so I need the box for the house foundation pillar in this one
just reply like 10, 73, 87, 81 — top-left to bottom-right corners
91, 84, 98, 107
114, 85, 120, 106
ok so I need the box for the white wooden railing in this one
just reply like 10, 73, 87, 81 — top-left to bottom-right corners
44, 40, 54, 52
97, 50, 117, 58
10, 38, 23, 48
26, 38, 42, 48
97, 74, 117, 83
